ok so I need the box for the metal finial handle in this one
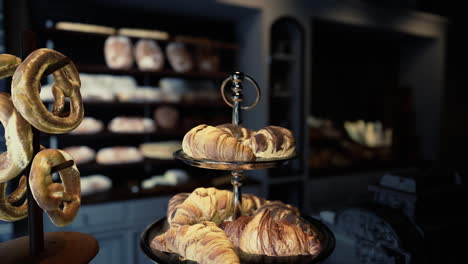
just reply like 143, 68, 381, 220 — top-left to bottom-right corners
221, 72, 261, 110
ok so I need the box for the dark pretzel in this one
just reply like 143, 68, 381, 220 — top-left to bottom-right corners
11, 48, 83, 133
0, 176, 28, 221
29, 149, 81, 227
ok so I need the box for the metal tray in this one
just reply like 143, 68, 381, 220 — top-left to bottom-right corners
173, 150, 297, 170
140, 216, 335, 264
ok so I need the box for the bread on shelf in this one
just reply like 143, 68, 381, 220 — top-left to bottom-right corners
108, 116, 156, 134
96, 146, 143, 165
63, 146, 96, 164
55, 21, 116, 35
165, 42, 194, 73
139, 141, 181, 160
117, 27, 169, 40
70, 117, 104, 134
104, 36, 134, 70
134, 39, 165, 71
153, 106, 179, 129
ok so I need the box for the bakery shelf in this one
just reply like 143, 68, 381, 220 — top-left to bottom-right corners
75, 64, 230, 80
43, 28, 239, 51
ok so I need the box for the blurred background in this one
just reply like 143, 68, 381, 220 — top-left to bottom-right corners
0, 0, 465, 263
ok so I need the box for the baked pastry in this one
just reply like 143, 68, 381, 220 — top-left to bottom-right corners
11, 48, 84, 134
0, 176, 28, 221
63, 146, 96, 164
139, 141, 181, 160
108, 117, 156, 133
167, 192, 190, 223
183, 124, 295, 161
165, 42, 193, 73
153, 106, 179, 129
196, 46, 220, 72
243, 126, 295, 159
0, 54, 21, 79
182, 124, 255, 162
104, 36, 133, 70
29, 149, 81, 227
80, 175, 112, 196
151, 221, 240, 264
117, 28, 169, 40
134, 39, 164, 71
221, 209, 321, 256
169, 187, 266, 227
96, 146, 143, 165
0, 92, 33, 183
69, 117, 104, 134
56, 22, 116, 35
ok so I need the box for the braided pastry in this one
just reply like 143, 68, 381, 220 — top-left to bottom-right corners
0, 54, 22, 79
222, 209, 321, 256
151, 221, 240, 264
11, 48, 84, 134
182, 125, 255, 162
29, 149, 81, 227
182, 124, 295, 161
0, 176, 28, 221
169, 187, 266, 227
0, 92, 33, 183
243, 126, 296, 159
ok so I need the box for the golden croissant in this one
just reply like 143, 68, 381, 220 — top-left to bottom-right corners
222, 209, 321, 256
169, 187, 266, 227
151, 221, 240, 264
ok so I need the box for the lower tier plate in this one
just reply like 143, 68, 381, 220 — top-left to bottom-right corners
140, 216, 335, 264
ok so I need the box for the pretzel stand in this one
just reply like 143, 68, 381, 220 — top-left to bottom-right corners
0, 31, 98, 264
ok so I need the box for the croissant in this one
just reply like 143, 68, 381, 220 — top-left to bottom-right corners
169, 187, 266, 227
222, 209, 321, 256
167, 192, 190, 223
243, 126, 295, 159
182, 124, 255, 162
151, 221, 240, 264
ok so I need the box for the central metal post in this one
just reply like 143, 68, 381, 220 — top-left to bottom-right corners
230, 72, 244, 218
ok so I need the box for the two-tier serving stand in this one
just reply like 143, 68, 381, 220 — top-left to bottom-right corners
174, 72, 296, 219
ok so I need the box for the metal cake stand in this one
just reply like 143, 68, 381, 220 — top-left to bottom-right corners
174, 72, 297, 219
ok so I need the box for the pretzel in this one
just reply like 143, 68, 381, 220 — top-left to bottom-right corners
29, 149, 81, 227
11, 48, 84, 134
0, 176, 28, 221
0, 54, 22, 79
0, 92, 33, 183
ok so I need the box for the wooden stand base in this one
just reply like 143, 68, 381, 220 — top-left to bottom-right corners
0, 231, 99, 264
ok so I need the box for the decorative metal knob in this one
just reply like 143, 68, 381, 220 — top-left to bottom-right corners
221, 72, 261, 110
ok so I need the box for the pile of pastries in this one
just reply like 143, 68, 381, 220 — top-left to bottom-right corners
151, 187, 322, 263
0, 49, 84, 227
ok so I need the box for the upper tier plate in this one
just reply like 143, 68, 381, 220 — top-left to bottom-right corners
173, 150, 297, 170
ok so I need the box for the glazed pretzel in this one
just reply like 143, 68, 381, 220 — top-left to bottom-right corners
29, 149, 81, 227
11, 48, 84, 134
0, 92, 33, 183
0, 176, 28, 221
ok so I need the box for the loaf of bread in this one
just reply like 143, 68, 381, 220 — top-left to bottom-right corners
134, 39, 164, 71
118, 28, 169, 40
70, 117, 104, 134
104, 36, 133, 70
63, 146, 96, 164
153, 106, 179, 129
108, 117, 156, 133
139, 141, 181, 160
165, 42, 193, 73
56, 22, 116, 35
196, 46, 220, 72
96, 147, 143, 164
